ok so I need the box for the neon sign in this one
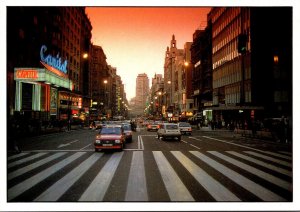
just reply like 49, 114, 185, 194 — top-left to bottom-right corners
40, 45, 68, 74
15, 69, 38, 79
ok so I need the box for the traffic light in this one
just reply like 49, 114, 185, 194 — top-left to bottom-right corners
238, 33, 247, 54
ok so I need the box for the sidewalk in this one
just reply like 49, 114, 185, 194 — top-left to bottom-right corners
192, 125, 278, 142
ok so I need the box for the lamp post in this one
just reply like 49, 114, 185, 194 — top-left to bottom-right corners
67, 52, 88, 131
103, 79, 108, 119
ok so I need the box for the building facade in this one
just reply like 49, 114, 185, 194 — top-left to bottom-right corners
190, 12, 213, 124
135, 73, 149, 111
7, 7, 92, 127
210, 7, 292, 127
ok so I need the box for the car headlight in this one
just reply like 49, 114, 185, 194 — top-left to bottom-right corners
95, 140, 101, 144
115, 140, 121, 143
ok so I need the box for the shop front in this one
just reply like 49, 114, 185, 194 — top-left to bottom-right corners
14, 67, 72, 121
13, 45, 72, 123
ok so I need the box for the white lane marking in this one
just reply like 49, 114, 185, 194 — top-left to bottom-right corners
138, 136, 141, 149
189, 144, 201, 150
190, 151, 286, 201
153, 151, 194, 201
125, 151, 148, 201
140, 136, 144, 150
209, 151, 291, 191
179, 140, 201, 150
244, 151, 292, 168
202, 136, 272, 153
79, 143, 92, 150
58, 139, 79, 148
8, 153, 48, 168
8, 152, 67, 180
189, 137, 202, 141
227, 151, 292, 177
79, 152, 123, 201
171, 151, 240, 201
35, 153, 103, 201
8, 152, 86, 201
8, 153, 30, 161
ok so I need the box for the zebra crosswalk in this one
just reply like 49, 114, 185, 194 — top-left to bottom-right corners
7, 149, 292, 202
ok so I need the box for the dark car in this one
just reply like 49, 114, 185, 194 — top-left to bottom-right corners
94, 125, 125, 151
122, 123, 133, 142
147, 121, 160, 131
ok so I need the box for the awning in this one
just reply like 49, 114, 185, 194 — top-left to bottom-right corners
14, 68, 72, 90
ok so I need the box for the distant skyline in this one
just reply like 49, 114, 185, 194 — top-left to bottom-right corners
86, 7, 211, 100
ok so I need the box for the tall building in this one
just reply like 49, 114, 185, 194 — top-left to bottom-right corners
164, 35, 183, 115
135, 73, 149, 111
7, 7, 92, 125
190, 11, 213, 123
180, 42, 194, 119
210, 7, 292, 125
89, 45, 109, 120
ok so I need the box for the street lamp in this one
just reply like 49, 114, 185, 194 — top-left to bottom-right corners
67, 52, 88, 131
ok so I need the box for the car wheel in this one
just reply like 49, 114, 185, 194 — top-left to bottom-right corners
95, 148, 98, 152
177, 136, 181, 141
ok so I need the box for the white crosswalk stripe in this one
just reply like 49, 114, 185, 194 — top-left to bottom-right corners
8, 153, 48, 168
208, 151, 291, 191
190, 151, 287, 201
172, 151, 241, 201
7, 149, 291, 202
125, 151, 148, 201
8, 152, 86, 201
35, 153, 103, 201
153, 151, 194, 201
226, 151, 292, 177
8, 152, 67, 180
8, 152, 30, 161
79, 152, 123, 201
244, 151, 292, 168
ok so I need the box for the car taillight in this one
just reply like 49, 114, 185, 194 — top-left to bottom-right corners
96, 135, 101, 139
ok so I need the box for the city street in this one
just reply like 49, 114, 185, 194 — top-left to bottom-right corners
7, 127, 292, 202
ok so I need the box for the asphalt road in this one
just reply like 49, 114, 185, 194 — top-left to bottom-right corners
7, 127, 292, 202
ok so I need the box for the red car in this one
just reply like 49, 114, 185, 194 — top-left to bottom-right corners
94, 125, 125, 151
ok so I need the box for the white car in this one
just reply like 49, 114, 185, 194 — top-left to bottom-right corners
178, 122, 192, 135
157, 123, 181, 141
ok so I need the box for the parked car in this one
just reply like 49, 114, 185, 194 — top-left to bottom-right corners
122, 123, 133, 142
147, 121, 160, 131
178, 122, 192, 135
94, 125, 125, 151
157, 123, 181, 141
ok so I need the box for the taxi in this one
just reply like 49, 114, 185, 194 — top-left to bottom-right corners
94, 125, 125, 151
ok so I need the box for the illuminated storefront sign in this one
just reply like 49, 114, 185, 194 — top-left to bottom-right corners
15, 69, 38, 79
40, 45, 68, 74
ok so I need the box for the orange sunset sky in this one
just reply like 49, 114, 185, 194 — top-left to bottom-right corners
85, 7, 211, 100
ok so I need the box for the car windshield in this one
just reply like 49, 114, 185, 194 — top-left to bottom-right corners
123, 125, 131, 130
179, 122, 191, 127
166, 125, 178, 130
100, 127, 122, 135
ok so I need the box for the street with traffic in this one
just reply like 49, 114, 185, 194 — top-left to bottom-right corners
7, 122, 292, 202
